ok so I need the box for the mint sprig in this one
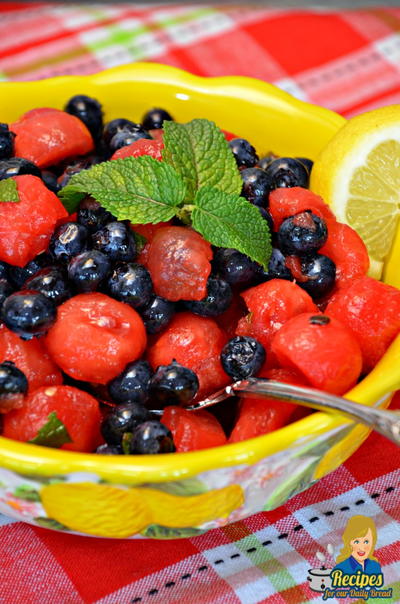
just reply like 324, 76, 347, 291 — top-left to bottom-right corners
58, 119, 272, 267
28, 412, 72, 448
192, 187, 271, 268
59, 155, 186, 221
0, 178, 20, 203
162, 119, 242, 200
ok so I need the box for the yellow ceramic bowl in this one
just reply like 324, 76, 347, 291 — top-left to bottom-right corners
0, 63, 398, 540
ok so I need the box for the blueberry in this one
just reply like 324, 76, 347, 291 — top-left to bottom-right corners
108, 360, 153, 405
278, 211, 328, 255
296, 157, 313, 174
142, 108, 173, 130
108, 123, 151, 153
129, 421, 175, 454
0, 157, 41, 180
103, 118, 137, 144
101, 402, 151, 446
266, 247, 292, 280
96, 443, 122, 455
0, 361, 28, 412
41, 170, 60, 194
0, 279, 13, 309
221, 335, 265, 380
57, 155, 102, 188
7, 252, 53, 289
25, 267, 71, 305
212, 248, 260, 287
257, 153, 279, 171
64, 94, 103, 141
291, 254, 336, 299
2, 290, 56, 339
140, 295, 175, 334
0, 123, 15, 160
49, 222, 89, 263
257, 206, 274, 233
264, 157, 309, 190
68, 250, 111, 293
0, 262, 9, 281
241, 167, 272, 207
229, 138, 259, 168
149, 360, 199, 408
183, 276, 232, 317
77, 196, 116, 233
92, 221, 136, 262
107, 262, 153, 310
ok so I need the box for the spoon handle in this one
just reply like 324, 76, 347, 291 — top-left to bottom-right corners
230, 379, 400, 446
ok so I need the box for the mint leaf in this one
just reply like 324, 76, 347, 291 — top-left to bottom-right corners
28, 412, 72, 448
0, 178, 19, 202
59, 156, 186, 222
162, 119, 242, 201
192, 187, 271, 268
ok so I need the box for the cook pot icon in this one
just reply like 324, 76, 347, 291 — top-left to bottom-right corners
307, 545, 334, 592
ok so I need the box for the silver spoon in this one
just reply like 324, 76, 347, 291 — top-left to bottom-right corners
151, 378, 400, 446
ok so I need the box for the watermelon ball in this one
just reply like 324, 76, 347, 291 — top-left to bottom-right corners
0, 175, 68, 267
142, 107, 173, 130
0, 324, 62, 393
147, 226, 212, 302
229, 138, 259, 168
45, 292, 147, 384
2, 385, 102, 452
129, 421, 175, 454
162, 406, 227, 452
0, 361, 28, 414
319, 221, 369, 289
271, 313, 362, 395
235, 279, 318, 359
264, 157, 309, 189
221, 336, 265, 381
111, 138, 163, 161
326, 276, 400, 373
148, 312, 229, 399
149, 360, 199, 409
101, 402, 151, 446
2, 290, 56, 340
269, 187, 336, 231
11, 107, 94, 169
278, 211, 328, 255
108, 360, 153, 406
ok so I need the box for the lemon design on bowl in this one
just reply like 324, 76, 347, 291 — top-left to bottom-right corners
40, 482, 244, 538
310, 105, 400, 280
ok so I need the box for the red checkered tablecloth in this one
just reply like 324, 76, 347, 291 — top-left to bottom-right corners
0, 4, 399, 604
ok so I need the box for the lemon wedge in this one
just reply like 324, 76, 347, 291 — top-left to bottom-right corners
310, 105, 400, 279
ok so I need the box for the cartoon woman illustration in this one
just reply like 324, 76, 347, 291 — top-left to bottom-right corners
332, 515, 382, 576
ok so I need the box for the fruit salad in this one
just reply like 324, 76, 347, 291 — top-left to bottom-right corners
0, 97, 399, 456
